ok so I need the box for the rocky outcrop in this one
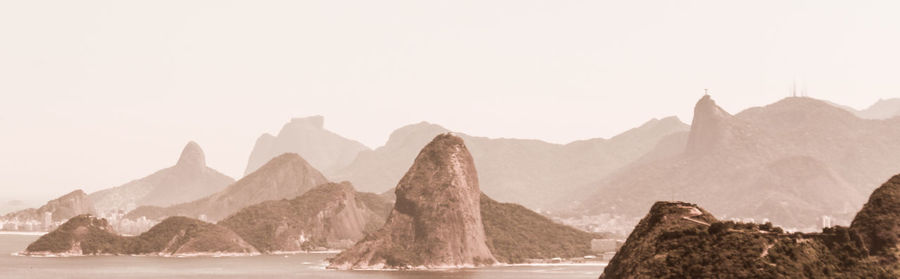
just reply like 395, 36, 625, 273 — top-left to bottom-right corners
2, 189, 96, 223
244, 116, 370, 176
850, 174, 900, 258
23, 215, 257, 256
89, 141, 235, 212
328, 134, 496, 269
219, 182, 391, 252
126, 153, 329, 222
598, 174, 900, 278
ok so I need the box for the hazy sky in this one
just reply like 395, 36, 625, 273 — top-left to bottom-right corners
1, 0, 898, 204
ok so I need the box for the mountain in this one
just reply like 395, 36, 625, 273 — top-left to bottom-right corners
23, 215, 258, 256
334, 117, 688, 209
244, 116, 370, 176
2, 189, 96, 224
89, 142, 235, 213
329, 134, 497, 269
126, 153, 329, 222
218, 182, 390, 252
599, 174, 900, 278
570, 96, 900, 231
832, 98, 900, 120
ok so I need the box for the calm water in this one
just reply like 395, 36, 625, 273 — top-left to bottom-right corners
0, 234, 605, 279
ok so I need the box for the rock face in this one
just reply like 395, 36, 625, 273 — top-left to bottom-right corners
329, 134, 496, 269
126, 153, 329, 222
89, 142, 235, 213
219, 182, 391, 252
2, 189, 96, 224
244, 116, 370, 176
335, 117, 688, 209
573, 96, 900, 231
850, 174, 900, 258
599, 202, 890, 278
23, 215, 257, 256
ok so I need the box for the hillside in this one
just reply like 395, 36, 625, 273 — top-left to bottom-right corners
24, 215, 257, 256
2, 189, 96, 227
218, 182, 390, 252
244, 116, 370, 176
89, 142, 234, 213
125, 153, 329, 222
571, 96, 900, 231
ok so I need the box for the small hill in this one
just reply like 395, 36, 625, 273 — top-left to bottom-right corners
89, 142, 234, 213
126, 153, 329, 222
24, 215, 257, 256
480, 194, 609, 263
2, 189, 96, 225
599, 173, 900, 278
218, 182, 390, 252
244, 116, 370, 176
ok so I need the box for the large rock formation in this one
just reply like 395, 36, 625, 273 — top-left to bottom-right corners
328, 134, 496, 269
335, 117, 688, 209
219, 182, 391, 252
599, 173, 900, 278
2, 189, 96, 225
571, 96, 900, 231
244, 116, 370, 176
125, 153, 329, 222
89, 142, 235, 213
23, 215, 258, 256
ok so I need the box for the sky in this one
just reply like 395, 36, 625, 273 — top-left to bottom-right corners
1, 0, 899, 206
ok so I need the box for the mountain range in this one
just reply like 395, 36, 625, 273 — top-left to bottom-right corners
568, 96, 900, 231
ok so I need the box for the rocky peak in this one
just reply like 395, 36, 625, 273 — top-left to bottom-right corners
850, 174, 900, 257
685, 95, 733, 154
176, 141, 206, 169
328, 133, 496, 269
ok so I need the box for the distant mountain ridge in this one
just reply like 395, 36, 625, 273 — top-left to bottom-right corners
89, 142, 234, 213
244, 116, 370, 176
830, 98, 900, 120
570, 96, 900, 231
126, 153, 329, 222
332, 117, 688, 209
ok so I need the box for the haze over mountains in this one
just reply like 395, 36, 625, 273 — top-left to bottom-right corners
570, 95, 900, 231
89, 142, 234, 213
244, 116, 370, 176
127, 153, 329, 222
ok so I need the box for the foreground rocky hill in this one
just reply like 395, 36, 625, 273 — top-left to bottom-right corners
89, 142, 234, 212
219, 182, 390, 252
2, 189, 96, 225
599, 173, 900, 278
125, 153, 329, 222
24, 215, 257, 256
572, 96, 900, 231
